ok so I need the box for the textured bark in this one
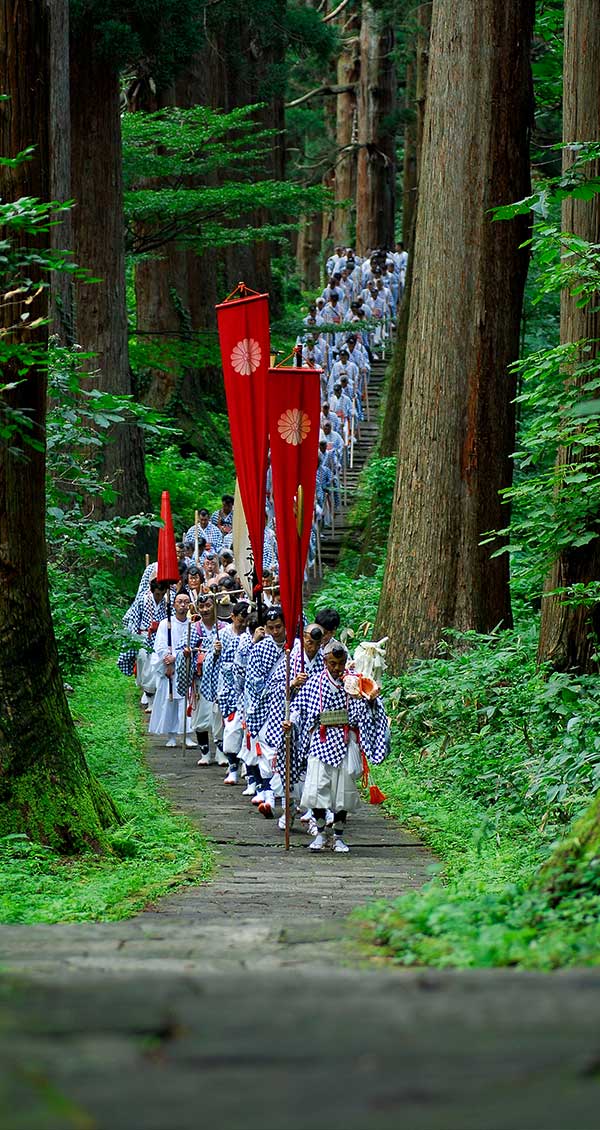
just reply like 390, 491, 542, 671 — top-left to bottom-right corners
537, 0, 600, 674
333, 12, 360, 247
379, 213, 416, 458
402, 59, 417, 242
297, 213, 323, 291
70, 33, 150, 518
355, 2, 395, 255
48, 0, 73, 342
0, 0, 118, 851
376, 0, 534, 671
379, 3, 431, 458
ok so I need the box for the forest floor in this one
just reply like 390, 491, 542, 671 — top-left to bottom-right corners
2, 724, 600, 1128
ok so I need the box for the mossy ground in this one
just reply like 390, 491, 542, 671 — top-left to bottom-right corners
0, 659, 212, 923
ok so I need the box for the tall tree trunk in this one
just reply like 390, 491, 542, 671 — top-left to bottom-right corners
379, 2, 431, 458
0, 0, 118, 851
537, 0, 600, 674
355, 2, 396, 255
297, 213, 323, 291
49, 0, 73, 343
402, 58, 417, 242
333, 10, 360, 247
70, 32, 150, 518
379, 211, 416, 457
376, 0, 534, 671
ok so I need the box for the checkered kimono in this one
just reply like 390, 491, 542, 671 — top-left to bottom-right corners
117, 592, 167, 675
290, 668, 390, 769
216, 626, 248, 717
175, 620, 225, 701
271, 645, 325, 785
233, 631, 253, 719
244, 636, 286, 738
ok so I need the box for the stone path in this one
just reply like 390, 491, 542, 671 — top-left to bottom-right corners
2, 726, 600, 1128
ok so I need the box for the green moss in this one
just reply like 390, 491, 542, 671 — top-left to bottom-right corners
0, 658, 213, 923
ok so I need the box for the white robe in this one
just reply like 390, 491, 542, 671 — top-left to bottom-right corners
148, 616, 188, 735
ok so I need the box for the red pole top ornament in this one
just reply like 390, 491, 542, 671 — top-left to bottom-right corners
156, 490, 179, 584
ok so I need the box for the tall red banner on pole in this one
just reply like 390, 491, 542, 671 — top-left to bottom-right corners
267, 366, 321, 642
216, 291, 270, 590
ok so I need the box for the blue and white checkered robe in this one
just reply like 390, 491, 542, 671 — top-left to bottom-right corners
185, 522, 223, 553
135, 561, 158, 599
244, 636, 286, 737
264, 646, 325, 786
233, 631, 253, 718
290, 669, 390, 768
216, 627, 248, 717
175, 620, 225, 701
117, 592, 167, 675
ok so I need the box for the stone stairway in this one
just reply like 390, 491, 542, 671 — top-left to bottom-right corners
307, 358, 386, 594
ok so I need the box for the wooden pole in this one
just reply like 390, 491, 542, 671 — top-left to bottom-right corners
194, 509, 199, 562
284, 647, 292, 851
181, 613, 192, 755
166, 591, 174, 700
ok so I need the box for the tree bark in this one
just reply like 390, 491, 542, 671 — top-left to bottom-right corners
376, 0, 534, 671
297, 213, 323, 291
0, 0, 118, 851
333, 11, 360, 247
355, 2, 395, 255
70, 30, 150, 518
379, 3, 431, 458
537, 0, 600, 674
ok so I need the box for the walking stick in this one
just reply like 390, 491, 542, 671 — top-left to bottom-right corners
145, 553, 150, 568
350, 401, 355, 469
284, 646, 292, 852
181, 612, 192, 756
194, 509, 199, 563
166, 591, 174, 700
317, 519, 323, 576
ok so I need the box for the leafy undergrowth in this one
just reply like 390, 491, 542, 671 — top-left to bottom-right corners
0, 659, 212, 923
356, 619, 600, 969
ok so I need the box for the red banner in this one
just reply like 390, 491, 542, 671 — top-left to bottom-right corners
157, 490, 179, 584
267, 366, 321, 645
216, 292, 270, 590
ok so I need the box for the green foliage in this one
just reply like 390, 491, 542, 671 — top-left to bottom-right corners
485, 339, 600, 600
145, 443, 235, 537
358, 621, 600, 969
70, 0, 204, 87
309, 566, 383, 643
123, 104, 330, 257
487, 151, 600, 606
0, 658, 212, 923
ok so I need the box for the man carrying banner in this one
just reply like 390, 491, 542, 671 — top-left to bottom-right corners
243, 606, 288, 811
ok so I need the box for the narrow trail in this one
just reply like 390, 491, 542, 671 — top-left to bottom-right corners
2, 356, 600, 1128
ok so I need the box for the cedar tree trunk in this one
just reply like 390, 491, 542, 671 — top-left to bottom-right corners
333, 10, 360, 247
0, 0, 119, 851
376, 0, 534, 671
355, 2, 395, 255
70, 30, 150, 518
537, 0, 600, 673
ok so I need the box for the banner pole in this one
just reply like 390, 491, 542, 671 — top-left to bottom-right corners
284, 647, 291, 852
182, 612, 192, 756
166, 591, 174, 700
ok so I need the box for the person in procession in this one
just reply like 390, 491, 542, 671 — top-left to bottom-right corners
148, 591, 195, 748
283, 639, 390, 853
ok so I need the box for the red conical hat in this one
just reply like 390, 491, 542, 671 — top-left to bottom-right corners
156, 490, 179, 584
